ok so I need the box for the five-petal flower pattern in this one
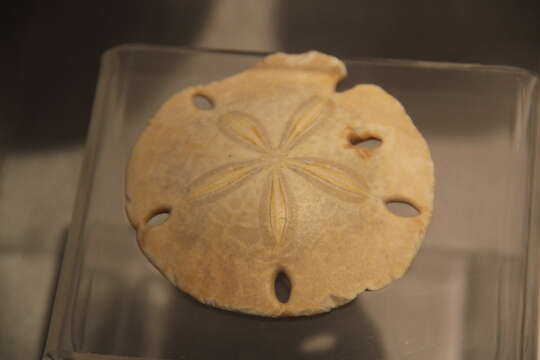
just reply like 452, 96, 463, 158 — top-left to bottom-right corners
187, 96, 370, 246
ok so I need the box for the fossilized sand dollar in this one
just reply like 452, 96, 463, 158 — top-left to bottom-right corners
126, 51, 434, 317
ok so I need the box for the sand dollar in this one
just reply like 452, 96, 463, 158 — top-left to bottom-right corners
126, 51, 434, 317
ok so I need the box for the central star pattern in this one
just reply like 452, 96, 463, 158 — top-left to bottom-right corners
187, 96, 370, 246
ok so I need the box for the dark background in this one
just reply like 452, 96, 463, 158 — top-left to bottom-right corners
1, 1, 538, 359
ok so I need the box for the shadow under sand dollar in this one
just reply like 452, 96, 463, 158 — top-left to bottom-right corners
80, 277, 385, 359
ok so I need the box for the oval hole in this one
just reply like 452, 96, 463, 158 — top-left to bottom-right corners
146, 210, 170, 227
385, 200, 420, 217
274, 271, 292, 303
350, 136, 382, 150
192, 94, 214, 110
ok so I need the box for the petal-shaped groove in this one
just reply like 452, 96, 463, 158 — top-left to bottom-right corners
267, 170, 290, 245
218, 112, 271, 153
287, 158, 369, 202
187, 161, 263, 202
280, 97, 333, 151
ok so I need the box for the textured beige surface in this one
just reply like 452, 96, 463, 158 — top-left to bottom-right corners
126, 51, 434, 317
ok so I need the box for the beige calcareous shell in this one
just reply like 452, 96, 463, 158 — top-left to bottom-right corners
126, 51, 434, 317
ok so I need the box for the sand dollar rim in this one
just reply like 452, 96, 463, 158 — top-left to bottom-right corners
126, 51, 434, 317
